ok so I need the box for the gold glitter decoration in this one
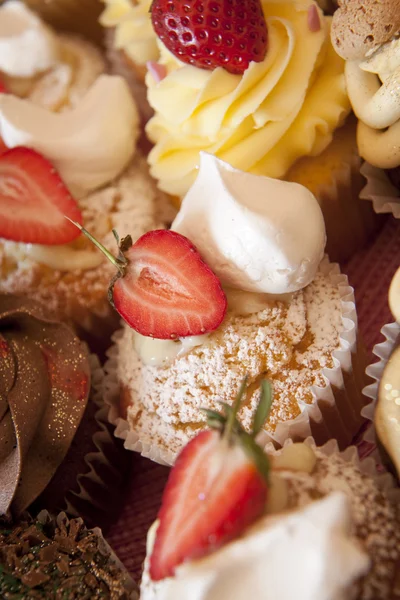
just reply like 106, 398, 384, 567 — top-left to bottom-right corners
0, 294, 90, 518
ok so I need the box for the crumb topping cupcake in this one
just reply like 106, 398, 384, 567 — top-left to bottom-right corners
139, 394, 400, 600
103, 156, 369, 463
331, 0, 400, 172
0, 75, 166, 336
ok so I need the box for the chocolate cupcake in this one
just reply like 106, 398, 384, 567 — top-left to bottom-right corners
0, 293, 130, 529
0, 511, 138, 599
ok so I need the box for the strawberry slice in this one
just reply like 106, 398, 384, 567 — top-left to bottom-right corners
67, 224, 227, 339
151, 0, 268, 75
0, 147, 82, 245
0, 80, 8, 94
149, 379, 272, 580
0, 137, 8, 157
113, 230, 227, 338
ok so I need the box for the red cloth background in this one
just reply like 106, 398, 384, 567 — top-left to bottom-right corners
106, 216, 400, 582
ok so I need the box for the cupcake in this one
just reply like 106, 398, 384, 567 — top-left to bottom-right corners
0, 74, 166, 340
0, 1, 106, 111
0, 293, 130, 530
140, 395, 400, 600
103, 155, 370, 465
140, 0, 381, 261
362, 267, 400, 477
331, 0, 400, 218
0, 511, 138, 599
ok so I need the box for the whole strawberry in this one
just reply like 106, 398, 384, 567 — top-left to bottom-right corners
151, 0, 268, 75
150, 377, 273, 580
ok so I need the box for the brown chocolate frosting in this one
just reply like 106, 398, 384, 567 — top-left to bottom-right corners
0, 294, 90, 519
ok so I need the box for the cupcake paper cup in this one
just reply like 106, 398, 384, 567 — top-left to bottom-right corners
287, 118, 385, 263
360, 322, 400, 461
103, 259, 370, 466
360, 162, 400, 219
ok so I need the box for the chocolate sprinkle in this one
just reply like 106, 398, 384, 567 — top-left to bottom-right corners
0, 512, 136, 599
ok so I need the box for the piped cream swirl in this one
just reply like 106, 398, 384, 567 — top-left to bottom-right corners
346, 38, 400, 168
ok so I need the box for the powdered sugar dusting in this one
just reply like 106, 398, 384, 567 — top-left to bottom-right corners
0, 153, 162, 329
116, 269, 342, 457
281, 449, 400, 599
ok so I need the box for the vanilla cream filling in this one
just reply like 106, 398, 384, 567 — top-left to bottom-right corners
134, 288, 293, 366
3, 241, 103, 272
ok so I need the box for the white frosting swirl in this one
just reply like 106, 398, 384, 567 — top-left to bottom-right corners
0, 75, 139, 196
172, 153, 326, 295
0, 1, 59, 78
141, 493, 370, 600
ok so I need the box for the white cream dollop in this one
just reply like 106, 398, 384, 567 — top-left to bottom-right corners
172, 153, 326, 295
0, 1, 58, 78
0, 75, 139, 196
141, 493, 370, 600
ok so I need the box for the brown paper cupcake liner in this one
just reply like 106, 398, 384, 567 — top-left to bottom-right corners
361, 322, 400, 462
313, 155, 384, 263
33, 352, 132, 530
287, 118, 384, 264
103, 259, 370, 466
360, 162, 400, 219
21, 0, 104, 45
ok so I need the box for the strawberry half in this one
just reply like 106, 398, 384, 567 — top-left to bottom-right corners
0, 137, 7, 157
67, 224, 227, 339
0, 147, 82, 245
150, 378, 272, 580
151, 0, 268, 75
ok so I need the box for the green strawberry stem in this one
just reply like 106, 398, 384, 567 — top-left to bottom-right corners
223, 375, 248, 445
252, 380, 273, 437
202, 377, 273, 483
65, 217, 126, 273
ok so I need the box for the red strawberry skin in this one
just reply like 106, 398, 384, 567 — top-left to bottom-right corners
112, 229, 227, 339
151, 0, 268, 75
0, 147, 83, 245
150, 429, 268, 580
0, 80, 7, 94
0, 137, 7, 156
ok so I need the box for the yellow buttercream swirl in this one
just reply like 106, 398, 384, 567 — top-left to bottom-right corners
100, 0, 159, 65
145, 0, 350, 197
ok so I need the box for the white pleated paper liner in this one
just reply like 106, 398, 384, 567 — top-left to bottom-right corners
360, 162, 400, 218
361, 322, 400, 463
